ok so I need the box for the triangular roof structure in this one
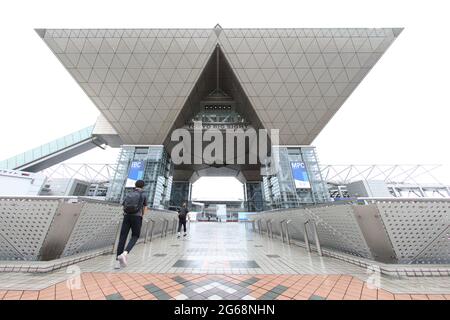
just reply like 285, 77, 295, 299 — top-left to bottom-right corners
37, 27, 402, 145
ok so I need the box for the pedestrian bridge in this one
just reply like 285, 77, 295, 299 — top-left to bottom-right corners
0, 126, 102, 173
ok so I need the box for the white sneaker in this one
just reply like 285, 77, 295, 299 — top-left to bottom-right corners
114, 260, 121, 269
177, 232, 181, 239
118, 252, 128, 267
183, 233, 187, 237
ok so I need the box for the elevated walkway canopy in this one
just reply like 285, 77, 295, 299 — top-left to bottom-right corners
0, 125, 104, 172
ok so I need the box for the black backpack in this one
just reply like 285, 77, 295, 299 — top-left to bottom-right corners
178, 208, 188, 220
123, 190, 144, 214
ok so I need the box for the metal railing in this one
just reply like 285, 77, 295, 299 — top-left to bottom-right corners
250, 197, 450, 264
0, 196, 177, 262
145, 219, 156, 243
279, 219, 292, 245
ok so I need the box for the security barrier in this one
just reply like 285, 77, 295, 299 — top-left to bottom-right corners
0, 196, 177, 261
250, 198, 450, 264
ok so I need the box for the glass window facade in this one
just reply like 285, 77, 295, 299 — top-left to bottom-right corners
245, 182, 264, 212
262, 146, 330, 209
107, 145, 328, 210
192, 110, 247, 125
106, 145, 173, 209
170, 181, 191, 208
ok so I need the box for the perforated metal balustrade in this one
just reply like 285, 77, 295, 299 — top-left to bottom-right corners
0, 196, 177, 261
251, 198, 450, 264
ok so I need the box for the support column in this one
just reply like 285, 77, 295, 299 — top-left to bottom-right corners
170, 181, 191, 207
245, 181, 264, 212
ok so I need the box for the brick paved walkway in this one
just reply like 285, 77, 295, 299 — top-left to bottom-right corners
1, 273, 449, 300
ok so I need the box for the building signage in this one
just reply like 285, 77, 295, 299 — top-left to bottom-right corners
187, 123, 249, 129
125, 160, 145, 188
290, 161, 311, 189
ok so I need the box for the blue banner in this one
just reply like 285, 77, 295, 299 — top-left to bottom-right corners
125, 160, 145, 188
290, 161, 311, 189
238, 212, 256, 221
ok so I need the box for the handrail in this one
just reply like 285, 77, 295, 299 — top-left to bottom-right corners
279, 219, 292, 245
251, 197, 450, 216
270, 220, 274, 238
0, 196, 182, 213
303, 220, 323, 256
162, 218, 169, 237
0, 196, 193, 214
172, 218, 178, 235
303, 221, 311, 253
0, 195, 121, 205
356, 197, 450, 202
112, 219, 123, 254
311, 221, 323, 256
279, 219, 286, 243
285, 220, 291, 245
266, 219, 274, 238
257, 219, 263, 235
144, 219, 156, 243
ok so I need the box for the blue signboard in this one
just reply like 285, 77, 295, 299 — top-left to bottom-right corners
125, 161, 145, 188
238, 212, 256, 221
290, 161, 311, 189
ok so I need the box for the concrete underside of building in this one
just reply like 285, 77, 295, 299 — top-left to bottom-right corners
31, 27, 403, 210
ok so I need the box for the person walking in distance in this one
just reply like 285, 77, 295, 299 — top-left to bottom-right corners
177, 202, 189, 239
115, 180, 148, 269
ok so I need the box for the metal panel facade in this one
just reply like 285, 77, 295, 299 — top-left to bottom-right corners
38, 27, 401, 145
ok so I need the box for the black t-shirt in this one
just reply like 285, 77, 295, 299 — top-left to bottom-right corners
122, 188, 148, 216
178, 207, 188, 221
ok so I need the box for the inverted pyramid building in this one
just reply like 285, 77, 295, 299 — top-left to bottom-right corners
37, 26, 402, 146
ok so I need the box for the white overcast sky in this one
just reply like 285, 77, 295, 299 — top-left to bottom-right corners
0, 0, 449, 199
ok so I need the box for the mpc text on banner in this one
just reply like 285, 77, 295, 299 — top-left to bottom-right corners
290, 161, 311, 189
125, 161, 145, 188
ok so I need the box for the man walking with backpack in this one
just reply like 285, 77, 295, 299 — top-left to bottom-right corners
115, 179, 148, 269
177, 202, 189, 239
